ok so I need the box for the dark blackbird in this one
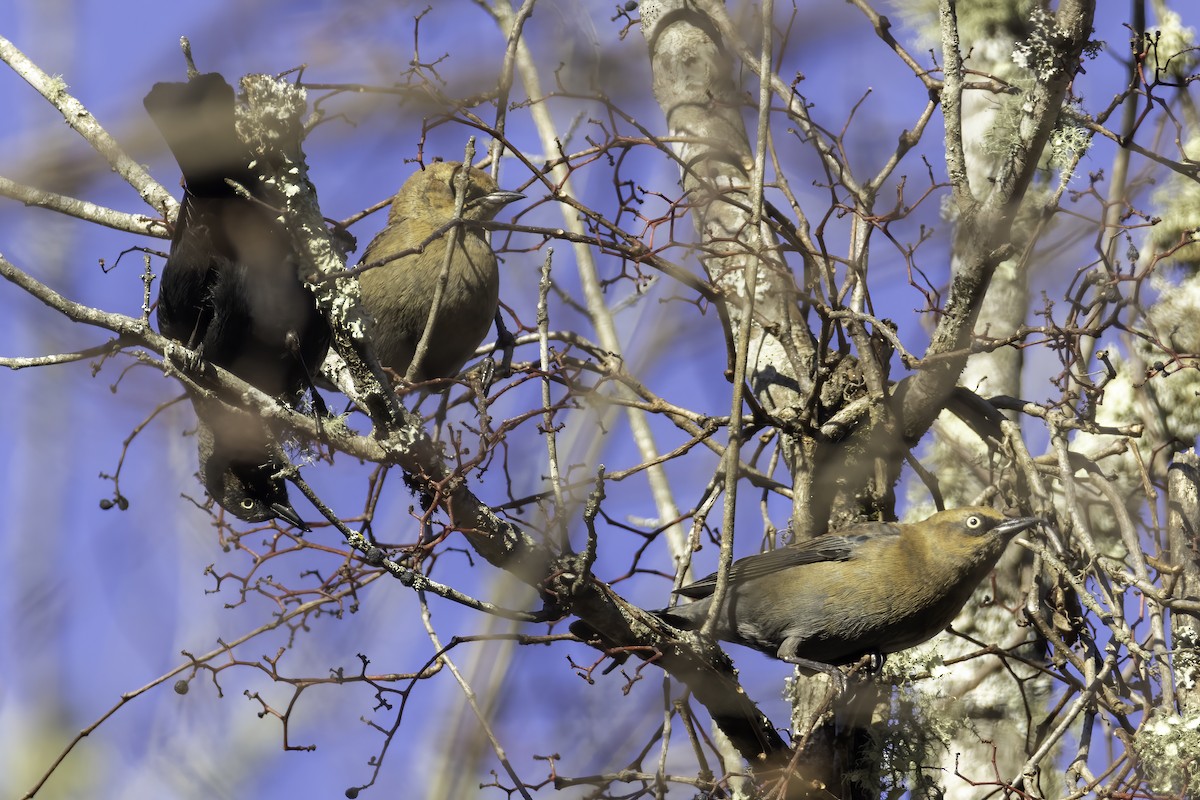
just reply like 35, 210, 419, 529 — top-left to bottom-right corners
145, 73, 329, 529
358, 162, 523, 382
193, 398, 308, 530
574, 507, 1041, 673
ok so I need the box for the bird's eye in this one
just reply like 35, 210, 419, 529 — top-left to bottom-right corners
966, 515, 983, 529
240, 498, 256, 511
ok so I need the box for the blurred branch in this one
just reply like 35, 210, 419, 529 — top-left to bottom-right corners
898, 0, 1097, 441
483, 0, 692, 565
0, 33, 177, 215
1168, 451, 1200, 717
20, 571, 397, 800
0, 175, 163, 235
0, 337, 129, 369
418, 595, 535, 800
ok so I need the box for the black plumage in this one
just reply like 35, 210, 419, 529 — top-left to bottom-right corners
145, 73, 328, 529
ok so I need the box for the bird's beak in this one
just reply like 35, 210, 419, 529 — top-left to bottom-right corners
484, 190, 525, 209
271, 501, 311, 533
995, 516, 1042, 538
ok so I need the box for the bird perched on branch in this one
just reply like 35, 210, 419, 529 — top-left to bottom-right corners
145, 73, 329, 530
357, 161, 523, 383
573, 506, 1041, 675
192, 397, 308, 530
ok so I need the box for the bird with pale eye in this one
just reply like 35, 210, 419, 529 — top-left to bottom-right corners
145, 73, 327, 531
194, 398, 310, 531
573, 506, 1042, 680
357, 161, 523, 384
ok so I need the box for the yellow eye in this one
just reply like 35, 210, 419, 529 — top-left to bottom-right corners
240, 498, 256, 511
966, 515, 983, 529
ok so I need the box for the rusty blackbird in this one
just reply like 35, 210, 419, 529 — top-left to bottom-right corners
193, 397, 309, 530
574, 507, 1041, 673
357, 162, 522, 382
145, 73, 328, 529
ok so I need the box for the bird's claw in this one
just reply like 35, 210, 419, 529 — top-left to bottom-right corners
165, 341, 205, 374
473, 356, 497, 397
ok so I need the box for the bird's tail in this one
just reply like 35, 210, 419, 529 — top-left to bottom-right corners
568, 603, 695, 657
570, 604, 707, 675
143, 73, 253, 197
653, 605, 700, 630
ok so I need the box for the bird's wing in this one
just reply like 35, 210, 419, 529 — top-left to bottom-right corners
359, 212, 415, 268
146, 74, 248, 347
673, 524, 899, 599
155, 202, 223, 348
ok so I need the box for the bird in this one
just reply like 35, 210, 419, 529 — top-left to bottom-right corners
573, 507, 1041, 674
357, 161, 523, 383
145, 73, 329, 530
193, 398, 309, 531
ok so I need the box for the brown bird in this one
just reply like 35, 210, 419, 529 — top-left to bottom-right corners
145, 73, 328, 530
574, 507, 1041, 672
358, 161, 523, 382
